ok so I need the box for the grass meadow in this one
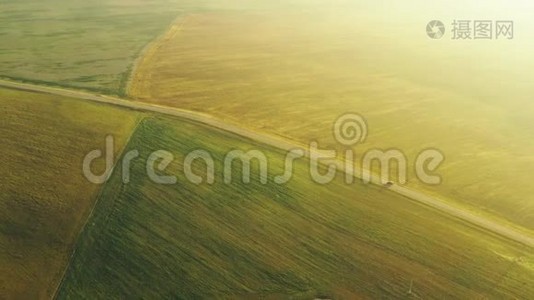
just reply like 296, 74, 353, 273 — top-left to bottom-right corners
0, 0, 188, 95
57, 116, 534, 299
0, 87, 139, 298
129, 4, 534, 231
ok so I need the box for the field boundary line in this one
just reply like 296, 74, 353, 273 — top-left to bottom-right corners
51, 117, 146, 300
1, 78, 533, 250
125, 14, 191, 98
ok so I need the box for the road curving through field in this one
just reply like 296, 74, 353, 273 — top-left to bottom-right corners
1, 78, 533, 248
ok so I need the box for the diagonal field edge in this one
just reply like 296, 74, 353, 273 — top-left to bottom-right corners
1, 78, 533, 251
49, 117, 146, 300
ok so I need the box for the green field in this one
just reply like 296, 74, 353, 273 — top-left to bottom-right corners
57, 117, 534, 299
2, 1, 534, 298
0, 87, 139, 298
0, 0, 188, 95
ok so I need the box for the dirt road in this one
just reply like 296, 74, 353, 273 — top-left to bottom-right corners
1, 79, 533, 248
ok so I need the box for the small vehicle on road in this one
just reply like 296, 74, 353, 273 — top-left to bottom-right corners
384, 181, 394, 188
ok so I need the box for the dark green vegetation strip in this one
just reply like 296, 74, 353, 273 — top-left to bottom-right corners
58, 117, 534, 299
0, 87, 140, 298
